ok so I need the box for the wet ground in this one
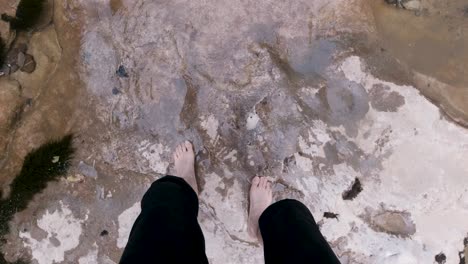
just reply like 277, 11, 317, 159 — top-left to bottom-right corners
0, 0, 468, 263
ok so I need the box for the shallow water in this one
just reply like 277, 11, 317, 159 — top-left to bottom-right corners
371, 0, 468, 88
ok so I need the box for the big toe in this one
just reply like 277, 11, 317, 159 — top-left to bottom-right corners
184, 141, 193, 151
252, 176, 260, 187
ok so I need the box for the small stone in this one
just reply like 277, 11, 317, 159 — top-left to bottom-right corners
402, 0, 421, 11
112, 87, 121, 95
21, 54, 36, 73
100, 230, 109, 236
17, 52, 26, 67
66, 174, 85, 183
9, 63, 19, 74
78, 161, 98, 178
116, 65, 129, 78
435, 253, 446, 264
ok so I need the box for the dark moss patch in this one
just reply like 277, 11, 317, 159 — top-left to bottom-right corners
0, 37, 5, 67
342, 178, 363, 200
0, 135, 74, 263
1, 0, 46, 31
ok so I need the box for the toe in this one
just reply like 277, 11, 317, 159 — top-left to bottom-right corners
260, 177, 267, 189
178, 144, 184, 154
252, 176, 260, 187
184, 141, 193, 152
266, 181, 272, 190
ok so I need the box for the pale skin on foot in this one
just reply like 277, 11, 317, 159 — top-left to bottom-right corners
172, 141, 272, 242
248, 176, 273, 242
173, 141, 199, 195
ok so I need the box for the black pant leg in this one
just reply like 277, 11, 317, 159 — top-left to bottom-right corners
120, 175, 209, 264
259, 199, 341, 264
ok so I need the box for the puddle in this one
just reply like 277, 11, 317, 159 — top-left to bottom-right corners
371, 1, 468, 88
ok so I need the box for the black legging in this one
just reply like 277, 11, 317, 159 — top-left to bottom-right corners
120, 176, 341, 264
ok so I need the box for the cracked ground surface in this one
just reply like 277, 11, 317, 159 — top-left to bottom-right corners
1, 0, 468, 263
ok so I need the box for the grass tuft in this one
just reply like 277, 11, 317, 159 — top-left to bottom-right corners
0, 135, 74, 264
0, 37, 5, 67
1, 0, 46, 31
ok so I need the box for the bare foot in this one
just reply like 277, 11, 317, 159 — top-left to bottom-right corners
248, 176, 272, 242
173, 141, 198, 195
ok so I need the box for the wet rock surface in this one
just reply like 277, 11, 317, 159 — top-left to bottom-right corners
0, 0, 467, 263
362, 208, 416, 238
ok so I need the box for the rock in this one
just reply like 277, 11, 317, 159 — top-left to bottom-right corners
13, 27, 61, 98
66, 174, 85, 183
78, 161, 98, 178
9, 63, 19, 73
116, 65, 129, 78
370, 210, 416, 237
385, 0, 404, 8
384, 0, 421, 10
20, 54, 36, 73
434, 253, 446, 264
402, 0, 421, 11
112, 87, 121, 95
17, 52, 25, 67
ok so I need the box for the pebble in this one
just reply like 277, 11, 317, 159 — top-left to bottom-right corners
116, 65, 129, 78
17, 52, 26, 67
402, 0, 421, 11
9, 63, 19, 74
20, 54, 36, 73
78, 161, 98, 178
112, 87, 121, 95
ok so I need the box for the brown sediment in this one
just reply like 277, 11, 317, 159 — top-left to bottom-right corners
109, 0, 123, 15
368, 0, 468, 126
